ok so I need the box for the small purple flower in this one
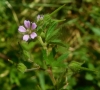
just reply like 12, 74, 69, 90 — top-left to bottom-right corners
37, 15, 44, 21
18, 20, 37, 41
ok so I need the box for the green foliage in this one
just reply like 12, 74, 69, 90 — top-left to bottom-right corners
0, 0, 100, 90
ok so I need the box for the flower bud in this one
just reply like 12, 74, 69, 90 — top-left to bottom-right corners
68, 61, 83, 72
17, 63, 27, 73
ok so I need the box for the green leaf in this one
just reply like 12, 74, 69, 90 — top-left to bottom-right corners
50, 4, 65, 16
54, 52, 69, 67
42, 49, 48, 61
85, 22, 100, 36
41, 49, 48, 68
37, 72, 46, 90
97, 81, 100, 87
91, 27, 100, 36
23, 50, 30, 58
45, 21, 58, 41
10, 70, 20, 86
57, 52, 69, 62
53, 19, 66, 22
85, 73, 94, 81
49, 39, 67, 47
46, 28, 60, 42
21, 41, 37, 50
46, 49, 55, 66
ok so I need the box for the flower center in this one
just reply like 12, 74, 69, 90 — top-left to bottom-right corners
26, 28, 32, 34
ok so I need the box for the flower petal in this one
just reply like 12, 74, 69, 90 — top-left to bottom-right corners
30, 32, 37, 39
37, 15, 40, 21
37, 15, 44, 21
24, 20, 30, 28
23, 35, 30, 41
18, 26, 26, 32
32, 23, 37, 30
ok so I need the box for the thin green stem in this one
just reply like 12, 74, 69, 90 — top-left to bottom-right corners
37, 36, 47, 50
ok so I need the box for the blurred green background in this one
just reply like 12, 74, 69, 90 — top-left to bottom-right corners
0, 0, 100, 90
